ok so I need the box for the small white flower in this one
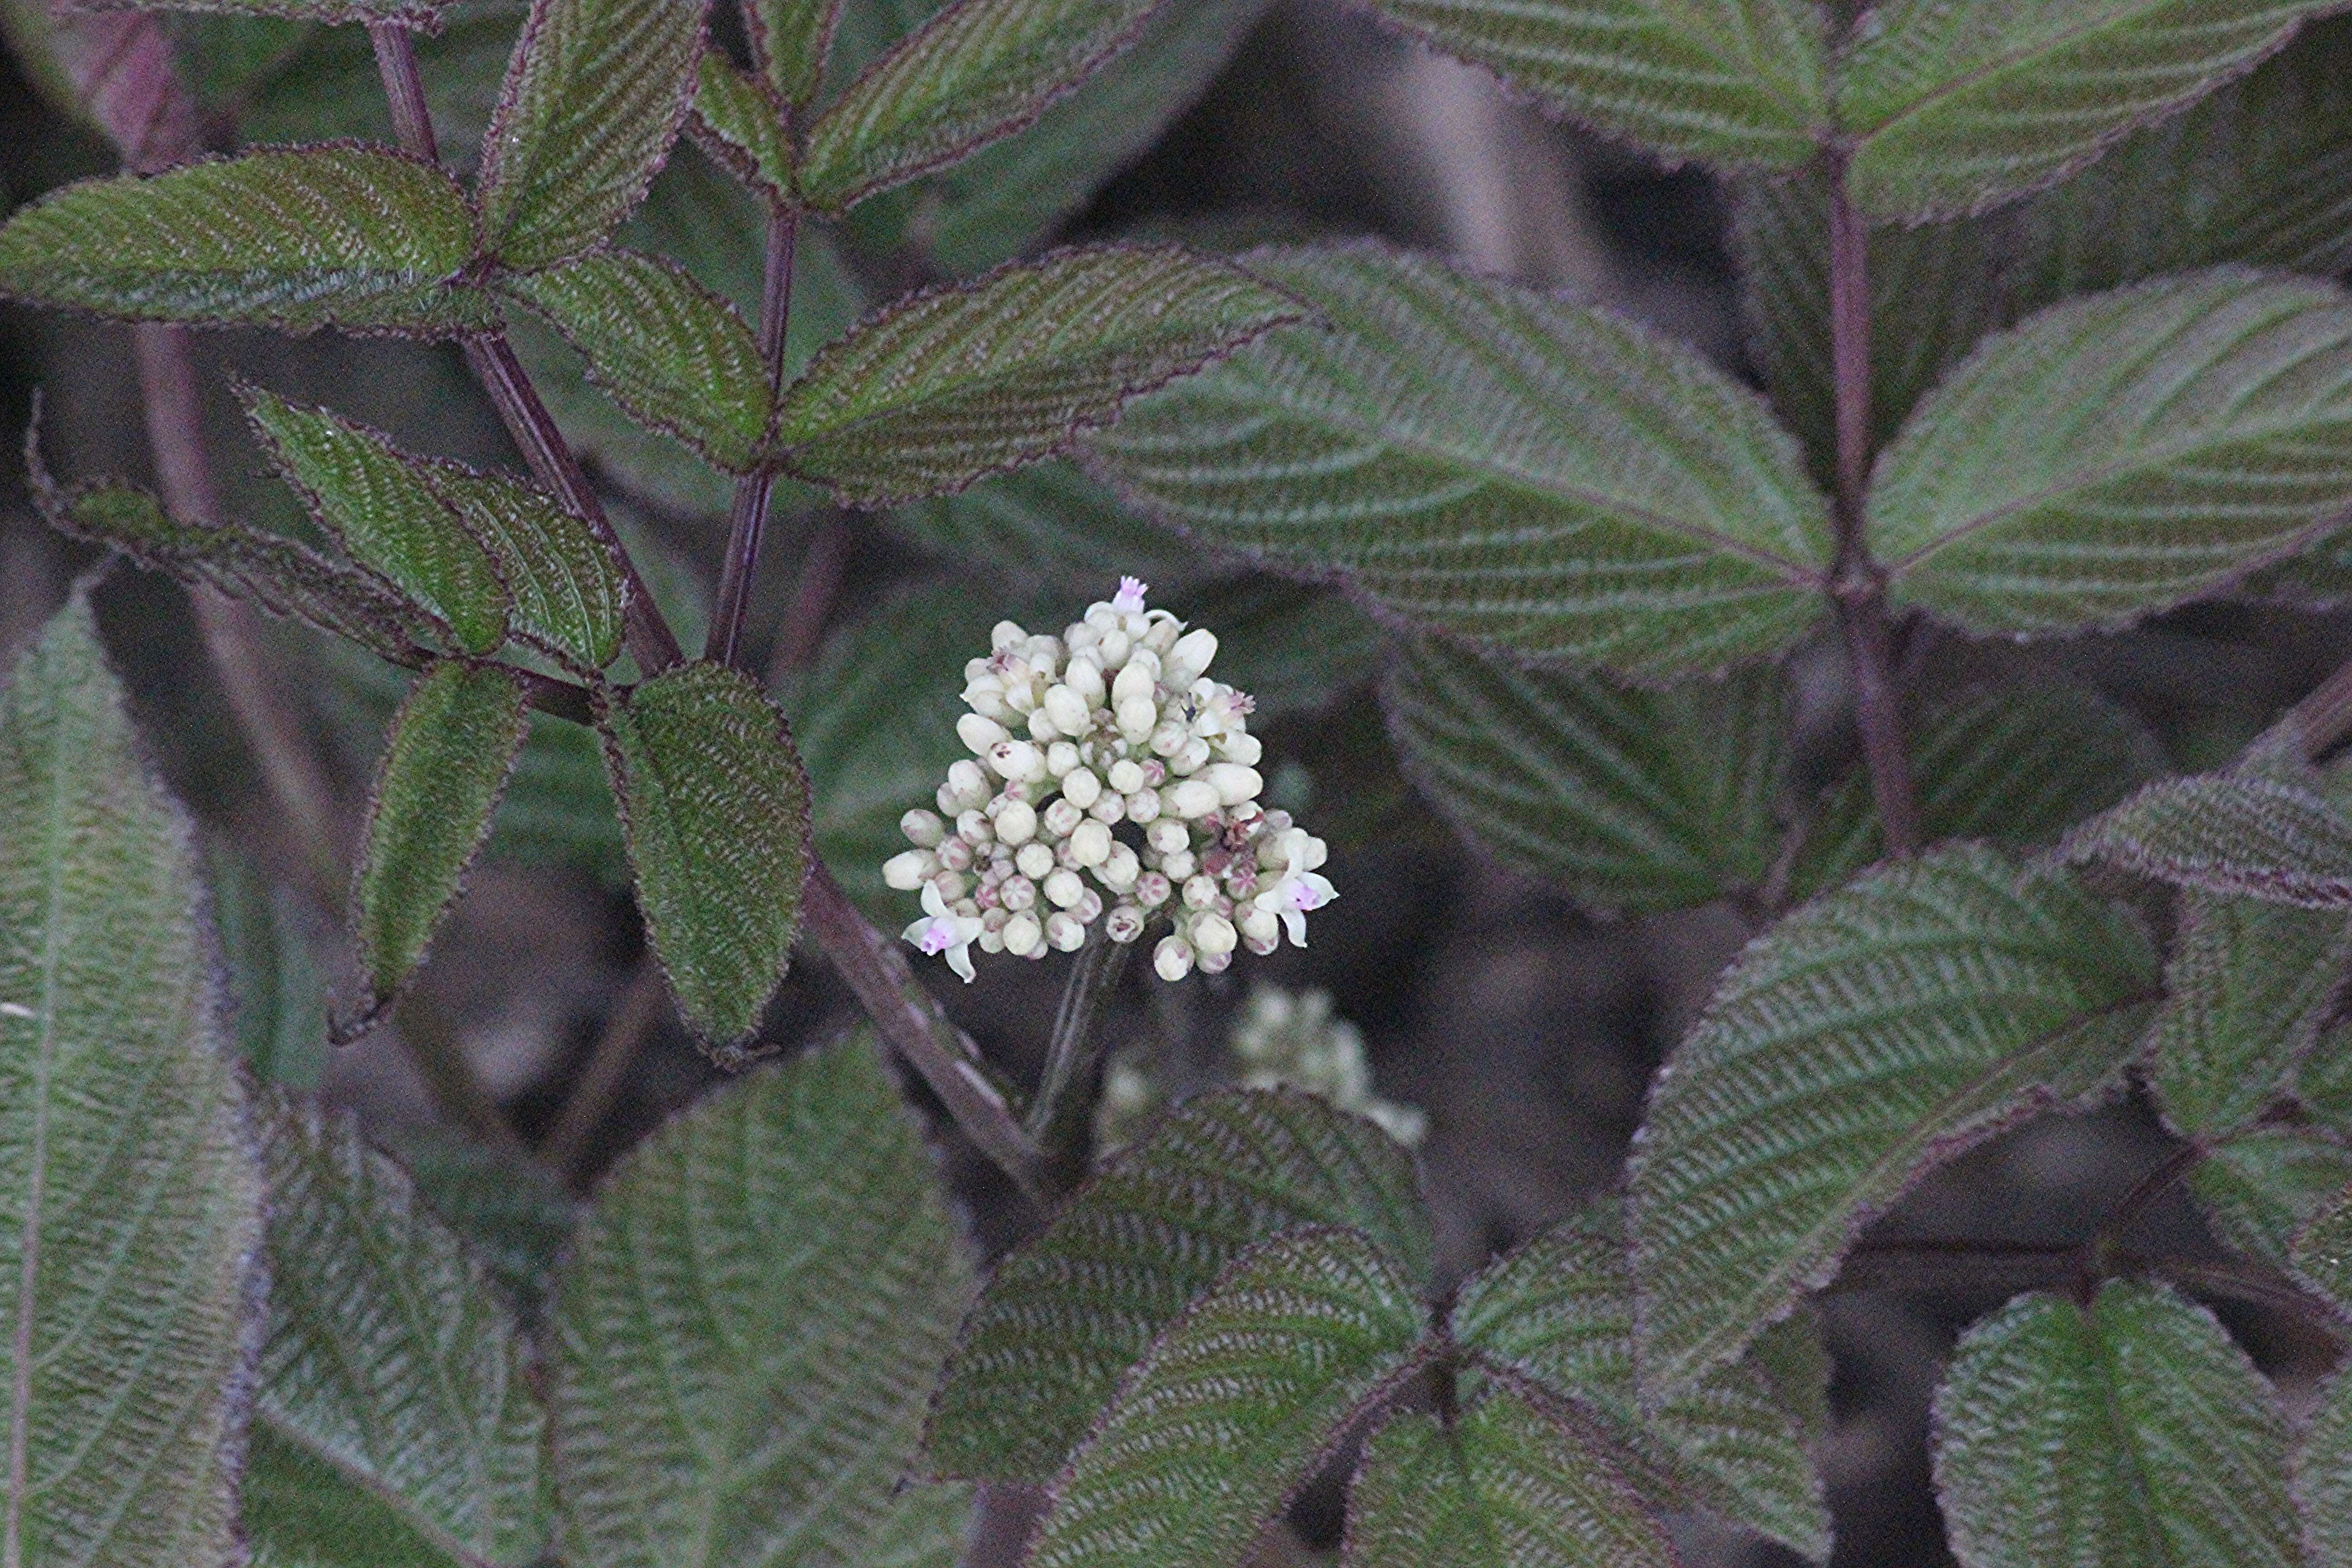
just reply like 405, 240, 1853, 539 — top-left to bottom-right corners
1113, 576, 1148, 614
1255, 831, 1338, 946
902, 883, 984, 983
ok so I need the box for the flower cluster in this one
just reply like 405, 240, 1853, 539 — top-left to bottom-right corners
887, 578, 1335, 983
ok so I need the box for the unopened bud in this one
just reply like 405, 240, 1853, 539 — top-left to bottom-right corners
1001, 875, 1037, 912
1163, 627, 1218, 686
1042, 798, 1083, 839
1046, 911, 1088, 952
1126, 789, 1161, 824
1147, 818, 1190, 856
1044, 869, 1085, 908
900, 808, 945, 848
1206, 764, 1264, 806
957, 713, 1009, 755
1135, 871, 1173, 909
1069, 820, 1112, 866
1169, 779, 1221, 819
1106, 906, 1146, 944
1154, 935, 1195, 982
1192, 911, 1238, 956
1004, 911, 1043, 956
1016, 842, 1054, 880
994, 799, 1037, 845
988, 740, 1044, 782
1107, 759, 1145, 795
883, 851, 932, 891
1116, 695, 1158, 740
1099, 843, 1141, 891
1043, 685, 1091, 736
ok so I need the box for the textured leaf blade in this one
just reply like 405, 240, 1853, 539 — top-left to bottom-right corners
501, 249, 771, 474
596, 661, 811, 1050
244, 387, 512, 656
248, 1093, 548, 1568
477, 0, 708, 267
1358, 0, 1826, 171
1027, 1225, 1426, 1568
777, 244, 1300, 506
1086, 242, 1835, 679
796, 0, 1156, 212
2291, 1185, 2352, 1313
0, 146, 486, 336
2148, 891, 2350, 1138
420, 463, 629, 673
1835, 0, 2340, 220
2298, 1364, 2352, 1567
928, 1088, 1431, 1483
1382, 638, 1787, 915
0, 597, 265, 1566
889, 461, 1195, 580
554, 1031, 975, 1568
1873, 270, 2352, 635
2189, 1128, 2352, 1270
1931, 1282, 2297, 1568
689, 54, 795, 201
352, 662, 530, 1017
1628, 845, 2159, 1400
1343, 1386, 1678, 1568
1451, 1212, 1828, 1560
2062, 773, 2352, 906
747, 0, 842, 105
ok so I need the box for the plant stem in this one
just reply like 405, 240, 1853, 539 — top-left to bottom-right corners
1027, 933, 1133, 1188
1825, 153, 1921, 858
709, 205, 801, 666
367, 22, 439, 163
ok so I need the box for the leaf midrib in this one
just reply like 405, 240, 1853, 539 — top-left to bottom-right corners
258, 1407, 502, 1568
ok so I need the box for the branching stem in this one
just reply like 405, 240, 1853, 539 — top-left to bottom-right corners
710, 204, 801, 666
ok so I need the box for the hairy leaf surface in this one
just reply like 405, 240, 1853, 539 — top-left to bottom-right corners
596, 661, 810, 1050
689, 54, 795, 201
2062, 773, 2352, 906
747, 0, 842, 105
2148, 891, 2350, 1138
2190, 1128, 2352, 1269
1027, 1226, 1426, 1568
500, 248, 771, 472
1872, 270, 2352, 634
1358, 0, 1827, 171
1344, 1386, 1678, 1568
1383, 638, 1787, 914
1931, 1282, 2296, 1568
1451, 1213, 1828, 1559
928, 1088, 1430, 1483
0, 598, 264, 1567
777, 244, 1299, 506
0, 147, 487, 335
2299, 1365, 2352, 1567
421, 463, 629, 672
477, 0, 707, 267
352, 662, 530, 1019
555, 1032, 975, 1568
248, 1094, 548, 1568
1087, 243, 1834, 678
1628, 845, 2159, 1399
2292, 1185, 2352, 1313
1834, 0, 2341, 220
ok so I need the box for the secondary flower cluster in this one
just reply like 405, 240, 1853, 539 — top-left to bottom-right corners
887, 578, 1335, 983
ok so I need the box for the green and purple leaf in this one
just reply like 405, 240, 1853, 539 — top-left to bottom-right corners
688, 53, 796, 202
2062, 772, 2352, 906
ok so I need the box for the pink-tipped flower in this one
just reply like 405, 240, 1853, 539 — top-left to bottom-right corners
902, 883, 984, 983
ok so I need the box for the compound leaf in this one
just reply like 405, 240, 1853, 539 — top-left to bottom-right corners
0, 596, 264, 1566
420, 463, 629, 673
1451, 1212, 1828, 1560
477, 0, 707, 268
1931, 1282, 2297, 1568
928, 1087, 1431, 1484
1835, 0, 2342, 220
1343, 1386, 1678, 1568
2148, 892, 2351, 1138
1628, 844, 2159, 1401
1872, 270, 2352, 635
500, 248, 772, 473
689, 54, 795, 201
1086, 242, 1835, 680
1382, 638, 1787, 915
2062, 773, 2352, 906
351, 662, 530, 1020
0, 146, 487, 336
777, 244, 1299, 506
243, 387, 512, 656
2292, 1185, 2352, 1314
1026, 1226, 1426, 1568
247, 1093, 547, 1568
2298, 1365, 2352, 1567
796, 0, 1158, 212
1357, 0, 1827, 172
595, 661, 811, 1052
554, 1031, 975, 1568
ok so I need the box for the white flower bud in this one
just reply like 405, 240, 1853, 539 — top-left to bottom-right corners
963, 680, 1010, 722
1206, 764, 1264, 807
1154, 935, 1195, 981
1192, 911, 1238, 956
1069, 820, 1112, 866
1147, 818, 1190, 857
943, 760, 991, 810
1116, 695, 1158, 741
1163, 627, 1218, 686
1197, 945, 1232, 975
1044, 869, 1085, 908
1065, 657, 1106, 705
931, 870, 968, 902
1240, 905, 1282, 952
1040, 798, 1082, 839
1026, 706, 1062, 742
1169, 779, 1222, 819
1043, 684, 1091, 737
1126, 789, 1161, 824
1172, 738, 1211, 775
1159, 848, 1196, 883
991, 621, 1028, 652
1141, 614, 1181, 655
1106, 759, 1145, 795
978, 924, 1006, 954
1106, 906, 1145, 944
937, 837, 974, 872
900, 808, 945, 848
1217, 732, 1263, 767
1016, 842, 1054, 880
989, 740, 1044, 782
1004, 911, 1043, 956
1076, 887, 1104, 923
995, 799, 1037, 845
1047, 741, 1082, 778
1001, 875, 1037, 911
1098, 629, 1131, 668
1046, 911, 1088, 952
1112, 657, 1157, 706
1062, 767, 1102, 809
1089, 791, 1127, 825
1183, 874, 1220, 909
1150, 719, 1188, 757
956, 713, 1009, 755
1135, 871, 1173, 908
956, 809, 993, 846
883, 851, 931, 890
1099, 843, 1141, 891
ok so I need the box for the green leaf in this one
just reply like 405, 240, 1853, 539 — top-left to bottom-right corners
1628, 844, 2159, 1400
1026, 1225, 1427, 1568
888, 461, 1195, 579
1343, 1385, 1678, 1568
420, 461, 629, 673
595, 661, 811, 1051
243, 386, 513, 656
2148, 892, 2351, 1138
247, 1093, 548, 1568
1834, 0, 2342, 220
796, 0, 1157, 212
1357, 0, 1826, 172
746, 0, 840, 105
0, 146, 487, 335
688, 53, 795, 202
158, 0, 444, 29
928, 1087, 1431, 1483
1450, 1213, 1828, 1559
0, 596, 265, 1565
2298, 1364, 2352, 1567
1871, 270, 2352, 635
205, 843, 330, 1089
1930, 1282, 2297, 1568
2291, 1185, 2352, 1313
777, 243, 1300, 506
476, 0, 706, 267
1384, 638, 1787, 914
2062, 773, 2352, 906
352, 661, 530, 1019
553, 1031, 975, 1568
1788, 679, 2167, 900
2300, 1019, 2352, 1134
391, 1129, 579, 1312
500, 248, 772, 473
1087, 242, 1835, 680
2189, 1128, 2352, 1270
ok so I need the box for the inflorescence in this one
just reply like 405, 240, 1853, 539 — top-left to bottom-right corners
888, 578, 1335, 984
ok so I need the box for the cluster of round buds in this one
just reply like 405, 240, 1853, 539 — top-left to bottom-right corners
887, 578, 1336, 983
